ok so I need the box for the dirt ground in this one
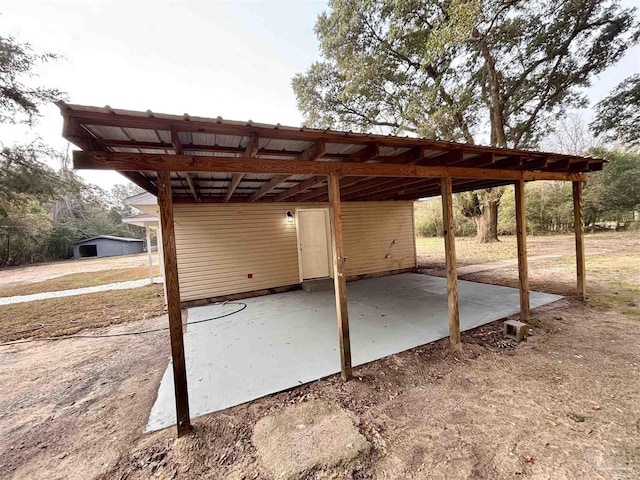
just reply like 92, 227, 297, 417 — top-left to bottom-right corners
0, 252, 158, 290
0, 232, 638, 479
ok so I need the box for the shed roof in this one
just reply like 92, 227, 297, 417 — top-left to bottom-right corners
72, 235, 144, 246
59, 102, 604, 203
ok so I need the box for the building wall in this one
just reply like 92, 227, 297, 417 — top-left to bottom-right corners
72, 239, 144, 259
167, 201, 416, 301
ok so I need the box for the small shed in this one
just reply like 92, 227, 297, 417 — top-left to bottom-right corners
72, 235, 144, 259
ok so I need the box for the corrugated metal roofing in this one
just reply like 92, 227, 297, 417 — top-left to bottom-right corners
60, 102, 605, 203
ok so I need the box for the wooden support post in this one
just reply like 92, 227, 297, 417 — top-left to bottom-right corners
573, 181, 586, 300
514, 179, 531, 322
440, 177, 460, 345
327, 173, 353, 381
145, 226, 153, 285
157, 170, 191, 436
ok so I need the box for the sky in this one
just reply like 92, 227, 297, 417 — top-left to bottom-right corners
2, 0, 639, 190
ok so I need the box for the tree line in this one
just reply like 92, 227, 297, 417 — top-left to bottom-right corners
415, 148, 640, 238
0, 147, 144, 266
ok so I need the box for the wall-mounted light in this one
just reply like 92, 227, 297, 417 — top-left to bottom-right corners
286, 210, 294, 224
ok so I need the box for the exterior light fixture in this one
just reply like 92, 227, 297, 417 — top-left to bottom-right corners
286, 210, 294, 224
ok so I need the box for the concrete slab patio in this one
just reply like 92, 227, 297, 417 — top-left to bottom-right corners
147, 273, 562, 431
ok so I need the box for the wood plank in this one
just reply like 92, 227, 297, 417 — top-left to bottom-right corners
440, 177, 460, 345
573, 181, 586, 300
249, 141, 326, 202
271, 176, 326, 202
328, 173, 352, 381
157, 170, 191, 436
171, 128, 183, 154
514, 179, 530, 322
119, 171, 158, 196
185, 173, 200, 202
248, 175, 289, 202
73, 152, 587, 182
224, 133, 260, 203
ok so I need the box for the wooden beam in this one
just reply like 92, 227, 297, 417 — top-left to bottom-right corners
248, 175, 289, 202
441, 177, 460, 345
271, 176, 325, 202
185, 173, 200, 202
171, 129, 183, 154
74, 151, 588, 182
514, 179, 530, 322
249, 141, 326, 202
573, 181, 586, 300
156, 170, 191, 436
119, 171, 158, 196
328, 173, 352, 381
224, 134, 260, 203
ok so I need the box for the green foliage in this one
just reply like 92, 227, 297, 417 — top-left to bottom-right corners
414, 197, 476, 238
294, 0, 639, 148
584, 149, 640, 224
0, 35, 64, 125
591, 74, 640, 146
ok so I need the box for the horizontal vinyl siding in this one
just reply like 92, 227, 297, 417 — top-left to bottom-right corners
173, 202, 416, 301
341, 202, 415, 277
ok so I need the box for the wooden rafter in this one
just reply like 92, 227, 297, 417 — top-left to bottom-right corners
248, 141, 326, 203
185, 174, 200, 203
271, 176, 326, 202
224, 133, 259, 203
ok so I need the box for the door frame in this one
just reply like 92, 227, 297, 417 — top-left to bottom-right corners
295, 207, 332, 282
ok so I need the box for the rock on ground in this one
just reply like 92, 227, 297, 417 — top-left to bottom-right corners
252, 399, 370, 480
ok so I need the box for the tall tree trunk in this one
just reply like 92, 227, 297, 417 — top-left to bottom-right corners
474, 198, 500, 243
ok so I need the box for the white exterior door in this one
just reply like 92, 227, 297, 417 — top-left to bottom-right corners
297, 209, 331, 280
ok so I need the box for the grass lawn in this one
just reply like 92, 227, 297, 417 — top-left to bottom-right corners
416, 235, 518, 266
0, 265, 161, 298
0, 285, 165, 342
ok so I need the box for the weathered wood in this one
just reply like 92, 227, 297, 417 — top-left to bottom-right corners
514, 179, 531, 322
74, 151, 588, 182
328, 173, 352, 381
573, 181, 586, 300
440, 177, 460, 345
157, 170, 191, 436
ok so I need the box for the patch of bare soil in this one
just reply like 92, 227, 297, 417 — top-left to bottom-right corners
0, 316, 170, 480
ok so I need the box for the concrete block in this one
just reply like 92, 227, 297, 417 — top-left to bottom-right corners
503, 319, 529, 342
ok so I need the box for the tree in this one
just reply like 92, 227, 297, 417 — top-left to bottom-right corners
583, 149, 640, 226
591, 74, 640, 146
0, 35, 66, 215
293, 0, 639, 241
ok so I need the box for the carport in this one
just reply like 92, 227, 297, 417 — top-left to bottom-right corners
59, 102, 602, 436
